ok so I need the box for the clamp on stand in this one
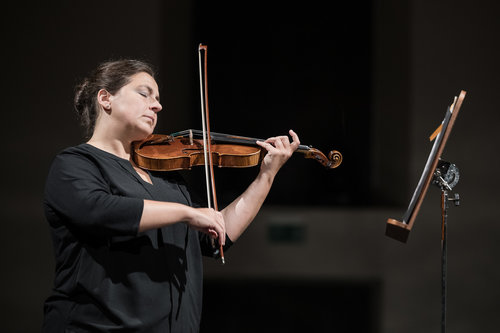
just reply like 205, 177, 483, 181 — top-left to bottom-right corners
432, 160, 460, 333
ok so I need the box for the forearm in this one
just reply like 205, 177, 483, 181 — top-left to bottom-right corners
138, 200, 226, 245
138, 200, 194, 233
222, 170, 275, 241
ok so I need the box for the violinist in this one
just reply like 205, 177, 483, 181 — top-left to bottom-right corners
42, 59, 300, 332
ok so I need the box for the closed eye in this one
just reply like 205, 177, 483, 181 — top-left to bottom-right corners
136, 84, 160, 102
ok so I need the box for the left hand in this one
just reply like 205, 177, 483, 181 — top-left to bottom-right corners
256, 129, 300, 176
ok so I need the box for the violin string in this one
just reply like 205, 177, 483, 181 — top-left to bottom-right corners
175, 130, 312, 151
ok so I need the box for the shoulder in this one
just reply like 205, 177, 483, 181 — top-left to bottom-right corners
50, 144, 98, 170
51, 143, 125, 168
46, 144, 110, 184
44, 144, 117, 201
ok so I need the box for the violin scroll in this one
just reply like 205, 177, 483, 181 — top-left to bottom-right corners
301, 147, 343, 169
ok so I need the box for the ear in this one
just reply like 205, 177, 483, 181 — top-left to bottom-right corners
97, 89, 112, 111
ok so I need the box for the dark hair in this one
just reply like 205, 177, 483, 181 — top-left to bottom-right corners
74, 59, 156, 138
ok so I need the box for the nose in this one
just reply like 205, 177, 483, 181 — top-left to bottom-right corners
151, 99, 162, 113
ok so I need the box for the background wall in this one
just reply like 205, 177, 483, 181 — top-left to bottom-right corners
1, 0, 499, 332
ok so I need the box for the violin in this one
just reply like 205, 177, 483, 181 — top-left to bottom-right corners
132, 44, 342, 264
132, 129, 343, 171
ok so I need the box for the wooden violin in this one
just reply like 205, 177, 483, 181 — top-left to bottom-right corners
132, 129, 343, 171
133, 43, 342, 264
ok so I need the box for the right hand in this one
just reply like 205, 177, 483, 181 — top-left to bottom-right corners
187, 208, 226, 246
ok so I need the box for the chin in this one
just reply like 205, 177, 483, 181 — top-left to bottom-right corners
132, 127, 155, 142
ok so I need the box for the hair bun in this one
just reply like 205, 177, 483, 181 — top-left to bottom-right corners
74, 79, 90, 115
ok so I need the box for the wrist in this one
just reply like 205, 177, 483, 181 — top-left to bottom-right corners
257, 168, 276, 186
184, 205, 198, 223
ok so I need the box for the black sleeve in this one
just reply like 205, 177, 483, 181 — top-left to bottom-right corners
44, 152, 143, 236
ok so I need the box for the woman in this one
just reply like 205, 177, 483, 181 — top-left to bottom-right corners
42, 59, 300, 332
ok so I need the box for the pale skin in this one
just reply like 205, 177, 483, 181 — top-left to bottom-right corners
87, 72, 300, 245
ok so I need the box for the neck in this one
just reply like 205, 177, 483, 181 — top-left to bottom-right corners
87, 127, 133, 160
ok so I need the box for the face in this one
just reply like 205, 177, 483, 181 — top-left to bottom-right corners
106, 72, 162, 141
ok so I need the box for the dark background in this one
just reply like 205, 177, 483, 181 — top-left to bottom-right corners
1, 0, 499, 332
187, 0, 372, 207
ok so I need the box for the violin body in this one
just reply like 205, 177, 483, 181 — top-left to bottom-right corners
133, 134, 263, 171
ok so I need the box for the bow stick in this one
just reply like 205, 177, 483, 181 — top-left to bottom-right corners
198, 44, 225, 264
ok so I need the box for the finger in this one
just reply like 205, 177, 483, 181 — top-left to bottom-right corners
216, 212, 226, 246
263, 136, 276, 144
276, 136, 290, 151
289, 129, 300, 150
207, 210, 225, 246
208, 229, 218, 239
273, 136, 285, 150
281, 135, 290, 145
256, 140, 276, 152
289, 129, 299, 143
196, 208, 224, 243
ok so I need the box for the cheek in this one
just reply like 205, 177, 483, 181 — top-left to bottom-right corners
115, 99, 141, 118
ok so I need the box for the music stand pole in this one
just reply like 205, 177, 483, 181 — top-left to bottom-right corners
434, 164, 460, 333
441, 189, 448, 333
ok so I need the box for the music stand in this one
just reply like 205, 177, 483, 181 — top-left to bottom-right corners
386, 90, 465, 242
385, 90, 466, 333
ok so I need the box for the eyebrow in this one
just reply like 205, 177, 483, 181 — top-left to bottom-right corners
138, 84, 160, 102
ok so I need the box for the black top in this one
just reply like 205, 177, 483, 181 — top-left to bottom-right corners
42, 144, 231, 332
